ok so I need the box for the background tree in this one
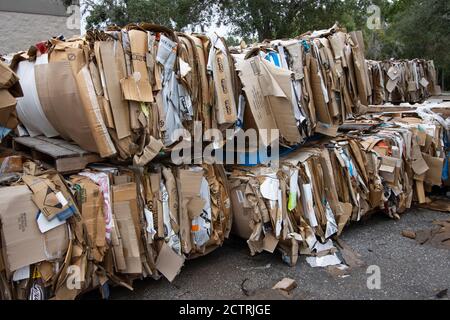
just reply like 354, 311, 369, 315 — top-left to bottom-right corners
83, 0, 449, 89
382, 0, 450, 88
211, 0, 371, 40
83, 0, 213, 30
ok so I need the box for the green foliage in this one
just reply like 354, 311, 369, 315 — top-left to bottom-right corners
83, 0, 127, 28
83, 0, 213, 30
224, 36, 241, 47
383, 0, 450, 88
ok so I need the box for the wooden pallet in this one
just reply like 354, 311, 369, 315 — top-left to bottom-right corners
13, 136, 102, 174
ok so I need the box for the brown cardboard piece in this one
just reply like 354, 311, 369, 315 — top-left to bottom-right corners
411, 128, 427, 146
263, 232, 279, 253
99, 41, 131, 139
238, 57, 277, 146
0, 89, 16, 110
337, 202, 353, 235
124, 30, 154, 103
212, 50, 237, 125
149, 173, 165, 239
422, 153, 443, 186
0, 185, 68, 272
329, 32, 346, 60
272, 278, 297, 292
114, 175, 132, 185
0, 155, 23, 173
178, 169, 203, 254
113, 201, 142, 274
259, 58, 301, 144
75, 66, 117, 157
0, 60, 20, 88
187, 197, 206, 219
49, 39, 82, 63
379, 156, 401, 184
0, 89, 18, 128
309, 55, 332, 124
411, 142, 428, 174
22, 174, 77, 221
155, 241, 185, 282
191, 35, 211, 129
35, 61, 100, 153
109, 218, 127, 272
113, 182, 143, 274
411, 157, 429, 176
350, 31, 370, 104
94, 42, 115, 129
70, 176, 106, 260
230, 183, 253, 239
38, 261, 54, 283
163, 167, 180, 238
237, 56, 301, 145
133, 137, 163, 166
315, 122, 339, 137
0, 61, 22, 129
120, 76, 154, 102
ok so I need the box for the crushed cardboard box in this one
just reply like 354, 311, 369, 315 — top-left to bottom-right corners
367, 59, 439, 105
0, 161, 231, 299
229, 108, 448, 265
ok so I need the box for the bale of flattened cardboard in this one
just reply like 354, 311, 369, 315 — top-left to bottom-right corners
9, 39, 116, 157
6, 22, 442, 166
6, 22, 373, 163
0, 159, 231, 299
367, 59, 440, 105
0, 159, 117, 300
4, 24, 240, 165
232, 23, 371, 147
229, 108, 448, 265
141, 163, 232, 282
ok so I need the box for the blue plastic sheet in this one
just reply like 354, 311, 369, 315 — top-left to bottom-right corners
443, 152, 450, 181
0, 126, 11, 141
264, 51, 281, 67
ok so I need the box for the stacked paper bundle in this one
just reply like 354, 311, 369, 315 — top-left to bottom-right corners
229, 109, 448, 266
367, 59, 440, 105
0, 162, 231, 299
0, 22, 446, 300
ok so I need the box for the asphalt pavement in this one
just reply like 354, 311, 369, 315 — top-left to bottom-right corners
103, 207, 449, 300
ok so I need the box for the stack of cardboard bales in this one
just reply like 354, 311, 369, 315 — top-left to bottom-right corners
0, 21, 447, 300
3, 23, 383, 159
233, 24, 371, 145
227, 24, 445, 265
367, 59, 440, 105
0, 61, 23, 136
229, 109, 449, 266
0, 24, 238, 300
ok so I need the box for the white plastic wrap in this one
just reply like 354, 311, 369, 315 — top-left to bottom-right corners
16, 55, 59, 137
